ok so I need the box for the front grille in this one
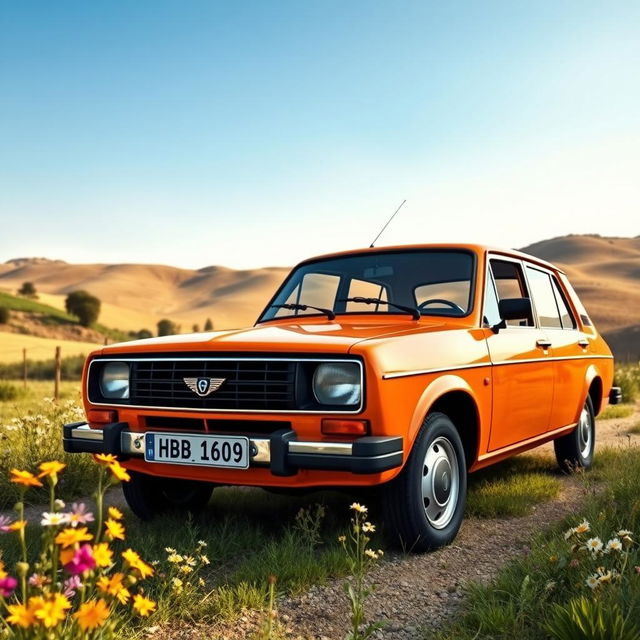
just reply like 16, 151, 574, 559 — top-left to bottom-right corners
130, 360, 296, 411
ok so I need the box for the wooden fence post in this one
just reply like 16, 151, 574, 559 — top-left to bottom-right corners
23, 348, 27, 388
54, 346, 61, 401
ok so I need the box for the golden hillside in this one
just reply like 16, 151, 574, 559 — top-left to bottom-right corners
521, 234, 640, 361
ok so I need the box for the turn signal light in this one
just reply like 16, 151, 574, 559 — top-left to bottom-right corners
321, 419, 369, 436
87, 410, 117, 425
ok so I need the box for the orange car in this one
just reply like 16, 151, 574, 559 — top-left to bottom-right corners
63, 244, 621, 550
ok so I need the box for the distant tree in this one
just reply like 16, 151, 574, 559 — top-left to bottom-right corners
65, 290, 101, 327
157, 319, 178, 337
0, 307, 9, 324
204, 318, 214, 331
192, 324, 200, 333
136, 329, 153, 340
18, 282, 37, 298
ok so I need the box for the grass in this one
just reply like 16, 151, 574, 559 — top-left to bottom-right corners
600, 403, 635, 420
0, 290, 76, 321
627, 420, 640, 435
430, 446, 640, 640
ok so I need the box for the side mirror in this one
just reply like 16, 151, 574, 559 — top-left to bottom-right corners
491, 298, 532, 333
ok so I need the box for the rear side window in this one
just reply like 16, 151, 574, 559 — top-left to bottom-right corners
525, 267, 562, 329
490, 259, 534, 327
551, 277, 577, 329
558, 273, 592, 326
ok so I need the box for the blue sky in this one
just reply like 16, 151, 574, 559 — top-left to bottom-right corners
1, 1, 638, 269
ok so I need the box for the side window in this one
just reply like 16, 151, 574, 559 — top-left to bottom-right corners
483, 272, 501, 326
489, 259, 533, 327
525, 267, 562, 329
346, 278, 388, 311
551, 277, 577, 329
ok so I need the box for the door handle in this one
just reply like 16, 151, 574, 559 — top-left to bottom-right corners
536, 338, 552, 349
577, 339, 589, 348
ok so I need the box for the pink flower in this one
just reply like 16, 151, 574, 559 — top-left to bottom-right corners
28, 573, 51, 588
63, 575, 82, 598
63, 544, 96, 575
0, 576, 17, 597
66, 503, 95, 528
0, 515, 12, 533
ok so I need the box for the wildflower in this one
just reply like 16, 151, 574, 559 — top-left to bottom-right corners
63, 575, 83, 598
97, 572, 126, 597
5, 602, 37, 628
54, 499, 66, 509
199, 554, 210, 565
606, 538, 623, 553
93, 542, 114, 568
362, 522, 376, 533
618, 529, 632, 537
172, 577, 184, 593
586, 574, 599, 589
364, 549, 379, 560
350, 502, 367, 514
183, 555, 197, 567
108, 461, 131, 482
55, 526, 93, 548
179, 564, 194, 574
38, 460, 66, 480
105, 518, 125, 541
41, 512, 70, 527
67, 503, 95, 527
28, 573, 50, 588
564, 527, 576, 540
122, 549, 154, 579
0, 575, 18, 597
94, 454, 118, 465
165, 546, 177, 554
569, 558, 580, 568
585, 537, 603, 554
338, 535, 347, 543
8, 520, 27, 532
108, 506, 124, 520
597, 568, 613, 584
64, 544, 96, 575
575, 519, 590, 534
133, 594, 157, 617
167, 553, 183, 564
32, 593, 71, 628
198, 577, 206, 587
73, 598, 110, 630
0, 515, 12, 533
10, 469, 43, 487
197, 540, 207, 547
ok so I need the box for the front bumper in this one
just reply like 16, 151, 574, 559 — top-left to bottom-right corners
62, 422, 403, 476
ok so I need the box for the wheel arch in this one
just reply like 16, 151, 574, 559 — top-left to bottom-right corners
581, 365, 604, 418
408, 375, 481, 470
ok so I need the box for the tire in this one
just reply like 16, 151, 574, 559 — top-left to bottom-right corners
554, 396, 595, 473
382, 412, 467, 552
122, 471, 214, 520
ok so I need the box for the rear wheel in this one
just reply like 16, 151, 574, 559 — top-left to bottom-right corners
122, 471, 214, 520
382, 412, 467, 552
554, 396, 595, 473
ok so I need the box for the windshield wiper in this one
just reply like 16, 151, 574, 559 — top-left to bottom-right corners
339, 297, 420, 320
271, 303, 336, 320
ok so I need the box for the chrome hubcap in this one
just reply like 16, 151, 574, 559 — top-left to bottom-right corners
578, 407, 592, 458
422, 436, 460, 529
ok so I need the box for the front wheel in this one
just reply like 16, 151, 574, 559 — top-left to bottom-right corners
382, 412, 467, 552
554, 396, 595, 473
122, 471, 215, 520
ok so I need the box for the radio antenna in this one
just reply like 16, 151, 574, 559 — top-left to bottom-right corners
369, 199, 406, 248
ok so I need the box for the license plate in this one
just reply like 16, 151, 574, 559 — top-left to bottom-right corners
144, 432, 250, 469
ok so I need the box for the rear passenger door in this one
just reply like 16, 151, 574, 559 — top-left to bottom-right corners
524, 266, 585, 430
484, 257, 555, 451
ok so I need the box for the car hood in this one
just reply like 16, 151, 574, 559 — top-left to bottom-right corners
97, 318, 453, 356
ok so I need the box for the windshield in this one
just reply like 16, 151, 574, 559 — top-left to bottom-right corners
258, 249, 476, 322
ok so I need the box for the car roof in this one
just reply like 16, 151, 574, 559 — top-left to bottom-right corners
296, 243, 564, 274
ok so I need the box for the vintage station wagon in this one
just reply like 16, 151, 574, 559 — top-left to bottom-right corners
63, 244, 621, 550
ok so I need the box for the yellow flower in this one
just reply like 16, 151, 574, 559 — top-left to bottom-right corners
133, 594, 156, 617
575, 519, 590, 534
349, 502, 368, 514
93, 543, 114, 568
6, 602, 37, 628
179, 564, 193, 574
94, 454, 118, 465
105, 518, 125, 541
364, 549, 379, 559
122, 548, 154, 579
108, 461, 131, 482
10, 469, 43, 488
32, 593, 71, 628
8, 520, 27, 532
108, 506, 124, 520
116, 586, 131, 605
38, 461, 66, 480
55, 527, 93, 548
338, 535, 346, 543
60, 548, 75, 565
73, 599, 109, 630
167, 553, 183, 564
97, 572, 126, 596
362, 522, 376, 533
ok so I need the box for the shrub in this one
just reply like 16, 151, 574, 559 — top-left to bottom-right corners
157, 319, 177, 337
0, 382, 24, 402
204, 318, 214, 331
0, 306, 9, 324
65, 290, 101, 327
18, 282, 37, 298
614, 363, 640, 404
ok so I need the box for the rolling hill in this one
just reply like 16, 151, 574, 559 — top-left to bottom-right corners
0, 234, 637, 359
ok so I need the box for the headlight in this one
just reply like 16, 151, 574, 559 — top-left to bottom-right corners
100, 362, 130, 399
312, 362, 361, 406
